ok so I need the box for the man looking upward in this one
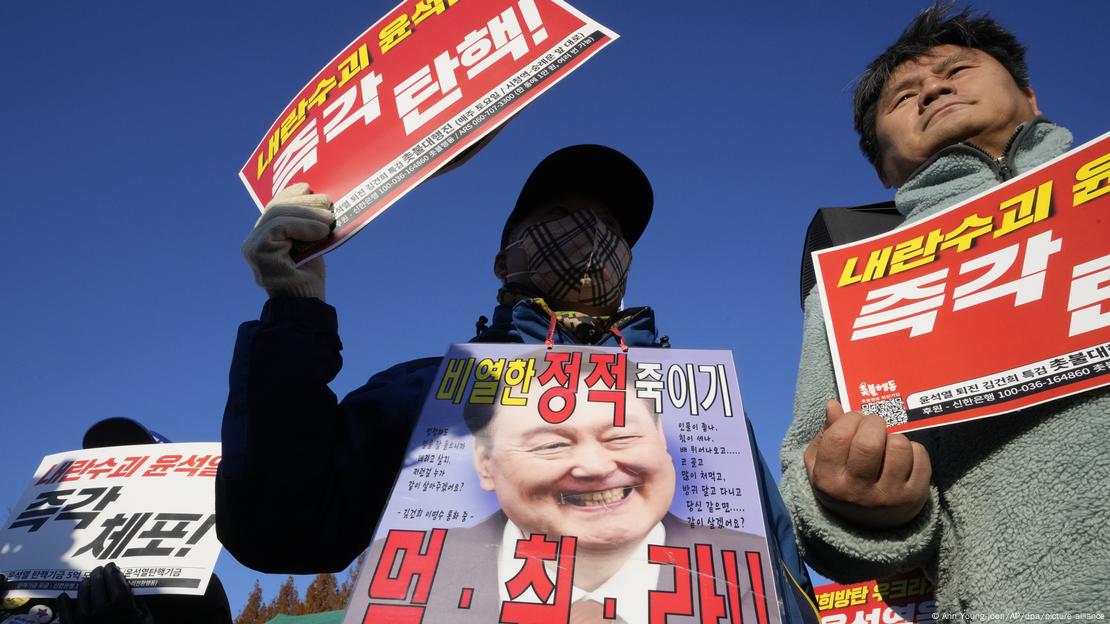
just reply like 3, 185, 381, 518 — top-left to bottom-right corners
781, 4, 1109, 614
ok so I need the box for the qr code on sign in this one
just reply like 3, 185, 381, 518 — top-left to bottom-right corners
861, 397, 907, 426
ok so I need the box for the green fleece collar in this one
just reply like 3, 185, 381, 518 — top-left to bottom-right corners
894, 119, 1073, 223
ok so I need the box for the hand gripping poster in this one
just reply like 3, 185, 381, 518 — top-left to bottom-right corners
240, 0, 618, 262
342, 345, 786, 623
0, 443, 221, 598
813, 130, 1110, 433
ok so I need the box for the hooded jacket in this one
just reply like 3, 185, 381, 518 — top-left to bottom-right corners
217, 296, 820, 621
781, 120, 1110, 613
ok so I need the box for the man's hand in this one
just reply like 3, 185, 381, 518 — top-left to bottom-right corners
803, 400, 932, 529
56, 563, 153, 624
242, 182, 335, 301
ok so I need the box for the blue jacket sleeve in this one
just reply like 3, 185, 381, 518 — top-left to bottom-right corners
216, 297, 440, 573
746, 419, 821, 622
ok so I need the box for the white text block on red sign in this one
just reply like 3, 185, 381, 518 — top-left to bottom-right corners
239, 0, 617, 262
813, 130, 1110, 433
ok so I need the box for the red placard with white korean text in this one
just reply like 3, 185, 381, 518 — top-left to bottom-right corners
814, 130, 1110, 433
239, 0, 617, 261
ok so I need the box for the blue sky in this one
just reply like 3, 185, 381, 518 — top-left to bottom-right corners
2, 0, 1108, 615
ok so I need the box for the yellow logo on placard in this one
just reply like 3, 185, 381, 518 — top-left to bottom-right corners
2, 596, 31, 609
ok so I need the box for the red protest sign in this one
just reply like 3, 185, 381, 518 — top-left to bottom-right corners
814, 570, 935, 623
814, 131, 1110, 433
238, 0, 617, 261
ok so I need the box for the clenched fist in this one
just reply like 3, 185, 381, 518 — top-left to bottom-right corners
803, 400, 931, 528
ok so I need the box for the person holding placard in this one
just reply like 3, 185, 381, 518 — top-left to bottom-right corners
1, 419, 232, 624
780, 4, 1110, 614
220, 145, 821, 620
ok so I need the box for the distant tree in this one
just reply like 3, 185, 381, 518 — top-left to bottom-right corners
265, 576, 302, 619
338, 551, 368, 604
234, 552, 369, 623
298, 573, 341, 614
234, 581, 264, 624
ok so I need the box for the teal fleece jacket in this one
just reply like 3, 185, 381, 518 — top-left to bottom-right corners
781, 120, 1110, 614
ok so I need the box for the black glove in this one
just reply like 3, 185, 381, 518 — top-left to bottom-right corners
57, 563, 153, 624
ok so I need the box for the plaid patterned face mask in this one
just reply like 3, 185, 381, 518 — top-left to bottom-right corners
505, 209, 632, 310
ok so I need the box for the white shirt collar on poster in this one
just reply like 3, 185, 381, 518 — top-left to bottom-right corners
496, 518, 665, 624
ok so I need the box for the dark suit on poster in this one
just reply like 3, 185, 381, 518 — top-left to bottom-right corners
365, 512, 777, 623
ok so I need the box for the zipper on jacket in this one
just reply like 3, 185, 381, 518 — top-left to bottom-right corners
961, 141, 1012, 181
962, 120, 1033, 182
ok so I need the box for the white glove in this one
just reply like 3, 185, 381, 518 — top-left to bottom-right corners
242, 182, 334, 300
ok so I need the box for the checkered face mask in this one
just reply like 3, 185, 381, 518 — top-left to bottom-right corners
506, 210, 632, 309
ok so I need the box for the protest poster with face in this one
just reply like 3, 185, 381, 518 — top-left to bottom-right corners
342, 344, 785, 624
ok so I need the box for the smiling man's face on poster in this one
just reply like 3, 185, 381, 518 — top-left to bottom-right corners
472, 379, 676, 555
